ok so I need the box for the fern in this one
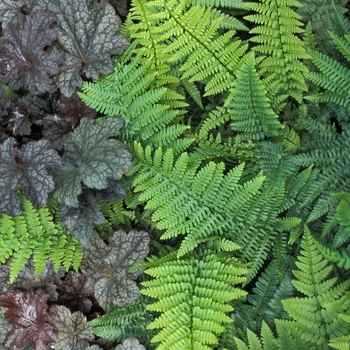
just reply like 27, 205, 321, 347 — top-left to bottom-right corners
131, 142, 265, 257
305, 31, 350, 111
280, 226, 350, 347
79, 42, 191, 153
88, 297, 155, 347
140, 243, 248, 350
244, 0, 310, 102
126, 0, 249, 96
0, 196, 82, 282
221, 53, 284, 141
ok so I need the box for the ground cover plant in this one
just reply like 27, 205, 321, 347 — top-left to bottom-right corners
0, 0, 350, 349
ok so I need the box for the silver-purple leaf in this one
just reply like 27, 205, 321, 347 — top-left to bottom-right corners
81, 230, 150, 311
0, 138, 61, 216
36, 0, 129, 96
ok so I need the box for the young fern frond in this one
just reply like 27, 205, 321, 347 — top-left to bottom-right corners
131, 142, 265, 257
0, 196, 82, 282
280, 226, 350, 347
140, 245, 248, 350
234, 322, 277, 350
244, 0, 310, 102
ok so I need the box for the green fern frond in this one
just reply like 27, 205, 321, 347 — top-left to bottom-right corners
279, 123, 300, 152
333, 192, 350, 231
186, 0, 247, 9
281, 226, 350, 347
245, 0, 310, 102
314, 239, 350, 270
141, 246, 248, 350
209, 8, 249, 31
89, 298, 155, 345
229, 54, 284, 141
131, 142, 265, 257
79, 44, 191, 153
305, 29, 350, 113
0, 196, 82, 282
137, 0, 248, 96
234, 322, 277, 350
329, 313, 350, 350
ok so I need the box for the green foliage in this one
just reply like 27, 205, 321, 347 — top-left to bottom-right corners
3, 0, 350, 349
244, 0, 310, 102
79, 42, 191, 153
88, 296, 155, 347
131, 142, 265, 257
305, 31, 350, 111
140, 243, 248, 350
0, 196, 82, 282
281, 226, 350, 348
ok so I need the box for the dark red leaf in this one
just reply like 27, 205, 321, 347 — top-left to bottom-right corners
0, 289, 57, 350
42, 92, 96, 150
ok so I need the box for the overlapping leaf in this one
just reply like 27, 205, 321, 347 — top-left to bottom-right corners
50, 305, 94, 350
0, 10, 64, 93
8, 102, 31, 136
36, 0, 129, 96
54, 117, 132, 208
0, 138, 61, 216
56, 271, 94, 313
42, 92, 96, 150
60, 181, 126, 247
11, 258, 65, 301
0, 289, 57, 350
80, 230, 150, 312
0, 0, 39, 26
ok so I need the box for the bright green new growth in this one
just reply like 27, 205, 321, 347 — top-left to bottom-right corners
0, 196, 82, 282
141, 245, 248, 350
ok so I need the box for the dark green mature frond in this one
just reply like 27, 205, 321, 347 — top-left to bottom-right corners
131, 142, 265, 257
281, 226, 350, 347
313, 193, 350, 270
245, 0, 310, 102
88, 297, 155, 346
229, 54, 284, 141
294, 126, 350, 223
0, 196, 82, 282
141, 245, 248, 350
232, 261, 293, 336
297, 0, 348, 56
305, 32, 350, 111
